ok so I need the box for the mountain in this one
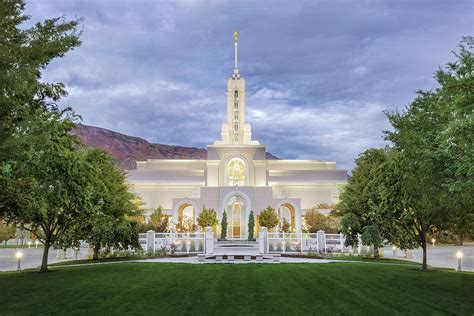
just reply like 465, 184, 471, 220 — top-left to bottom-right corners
71, 124, 279, 170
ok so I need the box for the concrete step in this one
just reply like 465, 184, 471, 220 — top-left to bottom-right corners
214, 247, 259, 254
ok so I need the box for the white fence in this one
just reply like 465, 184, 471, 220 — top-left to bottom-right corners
263, 230, 346, 254
139, 231, 206, 254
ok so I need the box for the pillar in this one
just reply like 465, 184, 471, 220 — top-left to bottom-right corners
259, 227, 268, 254
205, 227, 214, 254
146, 230, 155, 252
317, 230, 326, 253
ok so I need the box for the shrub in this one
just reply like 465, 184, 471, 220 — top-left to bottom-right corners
248, 210, 255, 240
221, 210, 228, 240
258, 206, 278, 231
197, 207, 218, 229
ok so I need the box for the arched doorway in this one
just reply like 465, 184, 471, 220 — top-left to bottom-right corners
177, 203, 196, 232
278, 203, 296, 232
226, 196, 246, 239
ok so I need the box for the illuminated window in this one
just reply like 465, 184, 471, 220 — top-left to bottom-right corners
227, 157, 246, 186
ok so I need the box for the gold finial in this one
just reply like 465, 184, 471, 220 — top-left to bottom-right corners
234, 30, 238, 43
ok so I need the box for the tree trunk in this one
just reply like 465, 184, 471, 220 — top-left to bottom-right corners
40, 240, 50, 273
421, 234, 427, 271
373, 246, 380, 260
93, 243, 100, 261
459, 232, 464, 246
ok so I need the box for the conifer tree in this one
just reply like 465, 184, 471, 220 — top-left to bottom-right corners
248, 210, 255, 241
220, 210, 228, 240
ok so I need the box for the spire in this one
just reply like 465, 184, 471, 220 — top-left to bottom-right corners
232, 30, 240, 79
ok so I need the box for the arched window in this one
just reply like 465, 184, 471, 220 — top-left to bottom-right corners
226, 196, 246, 239
227, 157, 246, 186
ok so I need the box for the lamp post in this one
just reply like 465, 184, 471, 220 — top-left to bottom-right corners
392, 245, 397, 257
16, 251, 23, 271
27, 241, 31, 248
456, 251, 463, 272
35, 240, 39, 248
431, 238, 435, 247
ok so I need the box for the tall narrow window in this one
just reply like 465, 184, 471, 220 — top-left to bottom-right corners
233, 90, 239, 144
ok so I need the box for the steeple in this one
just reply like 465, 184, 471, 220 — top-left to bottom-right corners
233, 30, 240, 79
213, 31, 259, 146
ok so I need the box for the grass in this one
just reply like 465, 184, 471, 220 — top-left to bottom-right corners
0, 263, 473, 315
0, 244, 42, 249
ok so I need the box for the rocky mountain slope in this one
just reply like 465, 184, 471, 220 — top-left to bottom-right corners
72, 124, 278, 170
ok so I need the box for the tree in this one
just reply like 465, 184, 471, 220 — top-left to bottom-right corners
150, 206, 170, 233
0, 0, 81, 220
248, 210, 255, 240
2, 115, 97, 272
258, 206, 278, 231
0, 221, 16, 246
220, 210, 228, 240
197, 207, 218, 230
0, 1, 83, 272
305, 207, 341, 234
280, 218, 290, 233
73, 149, 140, 260
337, 149, 393, 259
383, 39, 474, 269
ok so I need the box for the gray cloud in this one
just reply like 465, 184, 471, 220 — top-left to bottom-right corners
26, 0, 472, 170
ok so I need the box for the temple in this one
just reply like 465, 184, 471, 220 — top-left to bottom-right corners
128, 32, 348, 239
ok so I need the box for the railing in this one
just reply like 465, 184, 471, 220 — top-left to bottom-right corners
139, 231, 205, 254
263, 231, 346, 254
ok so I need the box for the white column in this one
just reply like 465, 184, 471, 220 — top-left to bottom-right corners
317, 230, 326, 253
146, 230, 155, 253
259, 227, 268, 254
339, 232, 344, 252
205, 227, 214, 254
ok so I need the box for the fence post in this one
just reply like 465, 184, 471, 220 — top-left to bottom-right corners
146, 230, 155, 253
339, 232, 344, 252
300, 232, 303, 253
259, 227, 268, 254
205, 227, 213, 254
317, 230, 326, 253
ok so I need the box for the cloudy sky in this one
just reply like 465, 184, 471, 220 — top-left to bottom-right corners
26, 0, 472, 170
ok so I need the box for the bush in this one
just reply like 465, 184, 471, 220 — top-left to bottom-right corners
259, 206, 278, 231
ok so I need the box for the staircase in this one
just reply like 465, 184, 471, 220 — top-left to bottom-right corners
214, 240, 259, 254
197, 239, 280, 262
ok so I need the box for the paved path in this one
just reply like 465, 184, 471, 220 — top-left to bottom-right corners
0, 247, 88, 271
383, 245, 474, 272
1, 245, 472, 271
141, 256, 338, 264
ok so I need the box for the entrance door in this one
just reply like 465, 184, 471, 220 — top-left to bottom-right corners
227, 196, 245, 239
232, 202, 241, 238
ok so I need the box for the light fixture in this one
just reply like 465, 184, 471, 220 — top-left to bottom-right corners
16, 251, 23, 271
456, 251, 464, 272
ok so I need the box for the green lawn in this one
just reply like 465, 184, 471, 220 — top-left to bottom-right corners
0, 262, 473, 315
0, 244, 42, 249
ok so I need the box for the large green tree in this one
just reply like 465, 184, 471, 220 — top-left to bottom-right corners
0, 1, 81, 215
75, 149, 140, 260
2, 115, 96, 272
0, 1, 83, 272
338, 149, 393, 259
382, 38, 474, 269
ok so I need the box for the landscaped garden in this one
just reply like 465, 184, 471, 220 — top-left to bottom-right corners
0, 262, 472, 315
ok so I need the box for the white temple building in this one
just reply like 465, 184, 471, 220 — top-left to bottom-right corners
128, 32, 347, 239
